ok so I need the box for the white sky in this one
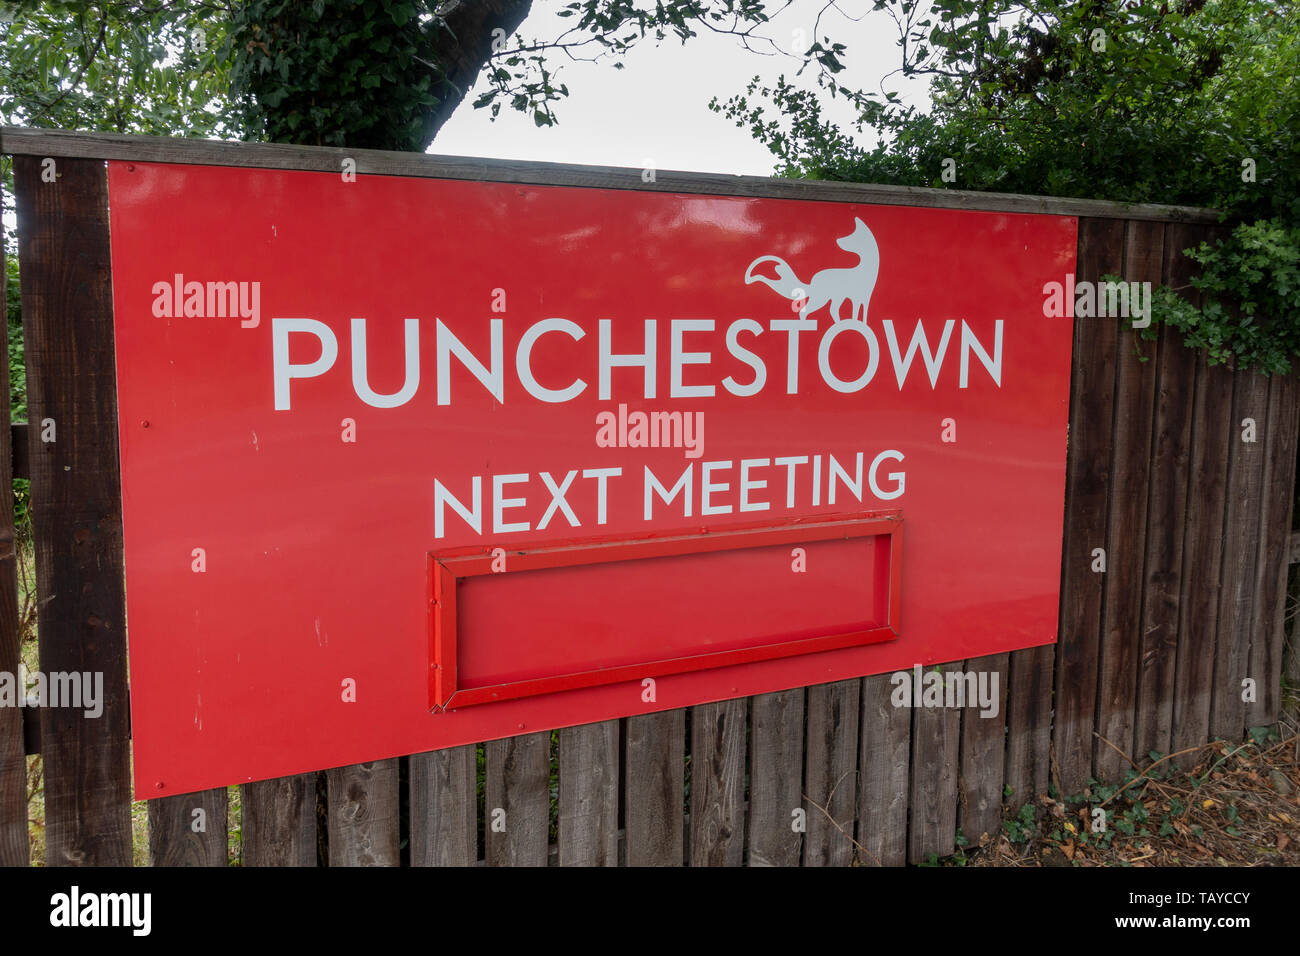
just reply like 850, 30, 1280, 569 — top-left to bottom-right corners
433, 0, 931, 174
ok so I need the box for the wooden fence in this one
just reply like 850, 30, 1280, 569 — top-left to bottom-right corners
1, 127, 1297, 867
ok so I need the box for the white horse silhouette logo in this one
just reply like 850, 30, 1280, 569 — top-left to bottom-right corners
744, 217, 880, 322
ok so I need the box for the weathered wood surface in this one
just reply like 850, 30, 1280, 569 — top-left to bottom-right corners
484, 731, 550, 866
558, 720, 618, 866
1095, 220, 1162, 781
1133, 224, 1200, 763
1246, 372, 1300, 726
409, 744, 477, 866
958, 654, 1009, 846
746, 689, 804, 867
1211, 370, 1270, 740
148, 789, 228, 867
1169, 221, 1234, 761
1003, 644, 1054, 808
689, 698, 747, 866
623, 710, 685, 866
0, 126, 1220, 224
14, 156, 132, 865
1171, 353, 1234, 760
802, 679, 860, 867
856, 673, 911, 866
242, 773, 317, 866
907, 663, 962, 863
326, 759, 400, 866
1053, 217, 1124, 796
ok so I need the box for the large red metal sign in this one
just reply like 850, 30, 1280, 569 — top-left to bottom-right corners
106, 161, 1076, 796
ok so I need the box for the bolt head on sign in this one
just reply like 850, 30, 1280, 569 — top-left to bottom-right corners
106, 160, 1074, 795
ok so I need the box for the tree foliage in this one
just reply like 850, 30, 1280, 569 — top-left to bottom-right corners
222, 0, 531, 150
0, 0, 234, 136
1, 1, 812, 148
221, 0, 798, 150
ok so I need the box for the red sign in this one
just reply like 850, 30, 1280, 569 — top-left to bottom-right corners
106, 161, 1076, 796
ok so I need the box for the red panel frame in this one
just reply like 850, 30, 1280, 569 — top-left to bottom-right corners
428, 512, 903, 710
106, 161, 1076, 797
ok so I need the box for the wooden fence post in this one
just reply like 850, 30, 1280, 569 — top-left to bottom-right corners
14, 156, 131, 865
1170, 223, 1234, 762
1246, 371, 1300, 726
326, 759, 400, 866
907, 662, 961, 863
148, 790, 228, 866
958, 653, 1010, 846
623, 710, 685, 866
801, 679, 859, 866
409, 744, 477, 866
1052, 217, 1123, 797
241, 773, 317, 866
856, 672, 909, 866
558, 720, 619, 866
746, 689, 804, 866
1211, 370, 1270, 739
483, 731, 550, 866
689, 698, 746, 866
1094, 220, 1162, 783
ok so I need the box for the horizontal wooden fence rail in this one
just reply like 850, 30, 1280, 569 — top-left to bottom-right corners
1, 126, 1221, 224
1, 129, 1296, 867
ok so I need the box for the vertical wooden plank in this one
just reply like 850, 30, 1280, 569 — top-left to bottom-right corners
1169, 221, 1232, 761
1094, 219, 1162, 783
484, 730, 549, 866
1003, 644, 1054, 807
856, 672, 909, 866
1246, 371, 1300, 725
801, 678, 859, 867
1172, 353, 1233, 759
241, 773, 317, 866
1053, 217, 1124, 796
688, 697, 746, 867
410, 744, 477, 866
558, 719, 618, 866
14, 156, 130, 865
325, 758, 399, 866
1211, 368, 1269, 740
0, 219, 27, 866
148, 789, 228, 866
957, 653, 1009, 846
746, 688, 803, 866
1133, 224, 1197, 763
907, 663, 961, 863
623, 710, 685, 866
